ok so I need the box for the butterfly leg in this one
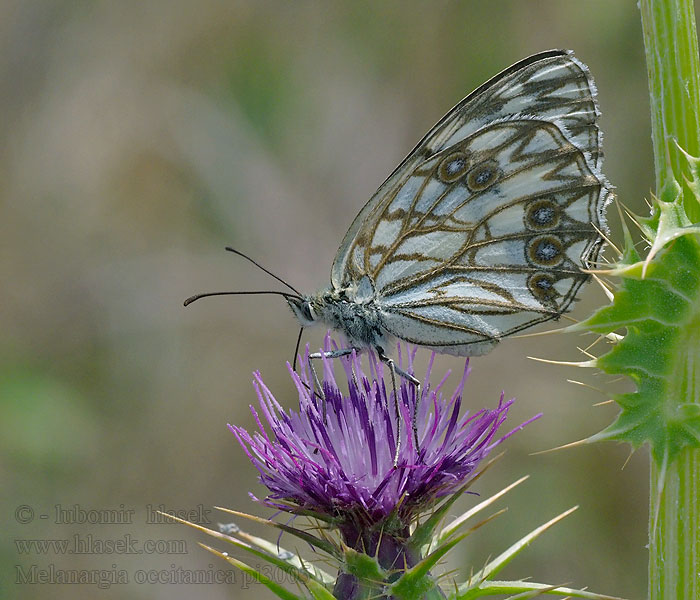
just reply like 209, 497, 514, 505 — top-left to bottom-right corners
376, 350, 421, 464
377, 350, 402, 466
395, 364, 421, 458
308, 348, 356, 420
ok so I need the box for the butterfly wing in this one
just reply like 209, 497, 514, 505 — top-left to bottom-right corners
330, 50, 611, 355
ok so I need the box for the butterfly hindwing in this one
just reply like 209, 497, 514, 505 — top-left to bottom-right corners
377, 120, 602, 353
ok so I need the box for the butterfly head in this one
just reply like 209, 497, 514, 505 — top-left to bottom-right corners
286, 295, 321, 327
286, 283, 388, 352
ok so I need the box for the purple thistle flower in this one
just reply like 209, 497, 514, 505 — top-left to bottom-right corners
231, 336, 540, 535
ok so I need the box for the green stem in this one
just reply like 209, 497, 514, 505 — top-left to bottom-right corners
640, 1, 700, 598
641, 0, 700, 220
649, 446, 700, 600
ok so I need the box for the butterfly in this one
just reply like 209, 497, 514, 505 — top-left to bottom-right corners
285, 49, 611, 363
186, 49, 611, 455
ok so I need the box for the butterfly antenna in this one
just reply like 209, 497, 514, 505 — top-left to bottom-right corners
225, 247, 302, 296
184, 290, 301, 307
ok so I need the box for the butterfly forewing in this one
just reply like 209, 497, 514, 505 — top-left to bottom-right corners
329, 49, 611, 355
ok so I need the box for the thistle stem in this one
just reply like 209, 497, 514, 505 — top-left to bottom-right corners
639, 1, 700, 598
640, 0, 700, 220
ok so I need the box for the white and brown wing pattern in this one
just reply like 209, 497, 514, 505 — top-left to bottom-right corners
332, 50, 611, 355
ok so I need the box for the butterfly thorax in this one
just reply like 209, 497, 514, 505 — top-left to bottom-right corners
288, 276, 388, 350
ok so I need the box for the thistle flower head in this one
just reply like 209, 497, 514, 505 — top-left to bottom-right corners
231, 337, 538, 537
186, 336, 616, 600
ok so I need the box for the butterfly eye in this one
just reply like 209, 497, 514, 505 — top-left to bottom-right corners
528, 272, 560, 302
525, 198, 561, 231
437, 151, 470, 182
303, 302, 316, 322
527, 234, 564, 267
466, 160, 500, 191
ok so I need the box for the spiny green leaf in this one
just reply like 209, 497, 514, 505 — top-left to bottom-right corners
408, 480, 472, 552
675, 141, 700, 205
391, 532, 468, 599
436, 476, 528, 547
158, 511, 333, 587
231, 526, 335, 584
458, 507, 577, 591
637, 182, 700, 271
579, 232, 700, 464
450, 579, 628, 600
199, 543, 306, 600
158, 511, 335, 584
305, 579, 338, 600
215, 506, 340, 558
341, 545, 386, 581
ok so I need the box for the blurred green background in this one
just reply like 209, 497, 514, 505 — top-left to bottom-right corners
4, 1, 686, 598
